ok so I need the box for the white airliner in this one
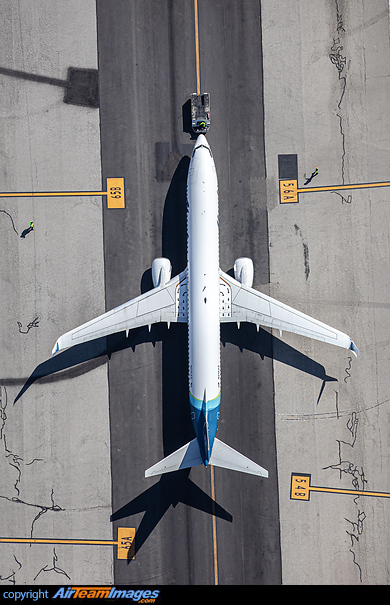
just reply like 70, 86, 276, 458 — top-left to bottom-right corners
52, 134, 358, 478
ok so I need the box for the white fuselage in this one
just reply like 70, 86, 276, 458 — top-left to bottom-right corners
187, 135, 221, 462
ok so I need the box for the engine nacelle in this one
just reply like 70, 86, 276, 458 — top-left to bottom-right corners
152, 257, 172, 288
234, 257, 254, 288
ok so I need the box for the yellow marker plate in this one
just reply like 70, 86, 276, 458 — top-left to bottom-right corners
280, 180, 298, 204
117, 527, 136, 559
107, 177, 125, 208
290, 473, 311, 500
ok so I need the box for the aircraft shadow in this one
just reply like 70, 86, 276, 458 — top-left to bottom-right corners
220, 322, 337, 405
111, 469, 232, 562
12, 327, 166, 405
13, 302, 336, 410
11, 155, 336, 565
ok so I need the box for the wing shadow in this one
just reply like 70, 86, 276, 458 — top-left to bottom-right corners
13, 325, 169, 405
13, 315, 336, 409
221, 322, 337, 405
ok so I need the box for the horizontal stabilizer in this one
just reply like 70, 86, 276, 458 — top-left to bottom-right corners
145, 437, 268, 478
145, 438, 203, 478
209, 438, 268, 477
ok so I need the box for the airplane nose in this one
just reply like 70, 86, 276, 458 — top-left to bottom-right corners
195, 133, 208, 148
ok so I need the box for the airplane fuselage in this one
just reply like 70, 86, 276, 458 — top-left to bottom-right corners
187, 135, 221, 464
52, 131, 357, 479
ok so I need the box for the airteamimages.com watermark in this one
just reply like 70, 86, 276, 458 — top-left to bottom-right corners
1, 587, 161, 602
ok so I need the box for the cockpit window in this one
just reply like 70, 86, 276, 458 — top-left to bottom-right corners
191, 144, 213, 159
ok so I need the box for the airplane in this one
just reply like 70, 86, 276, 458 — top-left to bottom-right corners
52, 134, 358, 478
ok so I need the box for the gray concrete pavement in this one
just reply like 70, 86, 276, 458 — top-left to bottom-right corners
263, 0, 390, 584
3, 0, 388, 587
0, 1, 112, 585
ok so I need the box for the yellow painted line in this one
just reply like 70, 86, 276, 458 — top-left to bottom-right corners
0, 191, 106, 198
194, 0, 201, 95
210, 465, 219, 585
0, 177, 125, 208
0, 527, 135, 560
297, 181, 390, 194
0, 538, 118, 545
280, 178, 390, 204
291, 473, 390, 501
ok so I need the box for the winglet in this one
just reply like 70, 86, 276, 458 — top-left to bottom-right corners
349, 340, 359, 357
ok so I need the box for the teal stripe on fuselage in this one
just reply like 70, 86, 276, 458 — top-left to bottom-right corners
189, 391, 221, 464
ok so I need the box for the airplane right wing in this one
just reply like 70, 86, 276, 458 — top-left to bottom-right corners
52, 269, 188, 355
219, 269, 359, 355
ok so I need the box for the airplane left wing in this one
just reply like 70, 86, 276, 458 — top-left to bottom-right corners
219, 269, 358, 355
52, 269, 188, 355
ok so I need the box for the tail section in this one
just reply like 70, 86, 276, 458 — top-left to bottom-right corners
145, 437, 268, 478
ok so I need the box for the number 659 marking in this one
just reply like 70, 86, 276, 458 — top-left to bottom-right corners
107, 178, 125, 208
110, 186, 122, 199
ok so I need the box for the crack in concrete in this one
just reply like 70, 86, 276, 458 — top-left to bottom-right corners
331, 190, 352, 204
344, 356, 353, 383
33, 548, 71, 582
17, 317, 40, 335
0, 385, 67, 583
0, 489, 64, 540
0, 209, 19, 236
345, 510, 366, 582
0, 554, 22, 585
323, 411, 367, 582
329, 0, 348, 184
349, 544, 363, 582
1, 386, 44, 496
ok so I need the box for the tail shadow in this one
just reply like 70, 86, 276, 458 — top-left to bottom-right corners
111, 469, 232, 562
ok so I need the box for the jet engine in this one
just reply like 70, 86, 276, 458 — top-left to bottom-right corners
234, 257, 254, 288
152, 257, 172, 288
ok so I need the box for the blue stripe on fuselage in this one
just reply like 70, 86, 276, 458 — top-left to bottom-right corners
189, 391, 220, 465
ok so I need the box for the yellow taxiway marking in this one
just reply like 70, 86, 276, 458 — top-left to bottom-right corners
280, 178, 390, 204
0, 177, 125, 208
296, 180, 390, 194
194, 0, 201, 95
291, 473, 390, 501
0, 527, 135, 560
210, 465, 219, 585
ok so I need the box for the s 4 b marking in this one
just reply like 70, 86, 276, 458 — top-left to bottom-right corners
290, 473, 311, 500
